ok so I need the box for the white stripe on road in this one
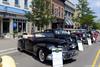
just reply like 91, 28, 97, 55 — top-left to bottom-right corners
0, 50, 18, 56
0, 48, 18, 56
0, 48, 16, 53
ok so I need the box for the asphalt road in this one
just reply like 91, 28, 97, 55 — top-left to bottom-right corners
5, 40, 100, 67
0, 36, 100, 67
0, 39, 17, 50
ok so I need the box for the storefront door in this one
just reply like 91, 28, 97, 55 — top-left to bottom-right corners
3, 18, 10, 33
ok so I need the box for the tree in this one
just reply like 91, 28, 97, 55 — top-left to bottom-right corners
25, 0, 54, 32
92, 19, 100, 29
76, 0, 96, 27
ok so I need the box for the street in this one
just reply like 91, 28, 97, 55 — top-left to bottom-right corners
0, 37, 100, 67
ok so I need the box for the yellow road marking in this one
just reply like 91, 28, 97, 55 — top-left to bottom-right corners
99, 64, 100, 67
92, 50, 100, 67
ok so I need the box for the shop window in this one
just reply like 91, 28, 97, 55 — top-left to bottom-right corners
3, 18, 10, 33
13, 22, 17, 33
3, 0, 7, 1
24, 0, 28, 9
3, 0, 9, 5
61, 8, 64, 18
23, 23, 26, 32
59, 7, 60, 17
52, 4, 54, 15
15, 0, 20, 7
18, 22, 22, 32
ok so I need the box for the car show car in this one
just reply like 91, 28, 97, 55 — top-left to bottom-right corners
90, 30, 99, 43
71, 29, 92, 44
17, 32, 78, 62
44, 29, 80, 49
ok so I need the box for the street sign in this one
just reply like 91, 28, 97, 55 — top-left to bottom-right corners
52, 48, 63, 67
77, 40, 84, 51
87, 38, 92, 45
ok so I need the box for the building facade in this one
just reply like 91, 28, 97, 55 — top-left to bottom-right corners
0, 0, 75, 38
51, 0, 65, 29
0, 0, 31, 38
51, 0, 75, 29
64, 0, 75, 29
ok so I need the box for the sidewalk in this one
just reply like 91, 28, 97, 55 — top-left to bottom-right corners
0, 39, 17, 51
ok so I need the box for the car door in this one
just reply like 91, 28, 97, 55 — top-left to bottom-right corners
24, 39, 33, 52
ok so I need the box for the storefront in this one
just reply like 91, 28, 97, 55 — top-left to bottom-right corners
13, 18, 27, 33
64, 17, 74, 29
3, 18, 10, 33
52, 19, 64, 29
0, 4, 28, 38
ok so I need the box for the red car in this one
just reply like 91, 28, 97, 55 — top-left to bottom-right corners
91, 30, 99, 42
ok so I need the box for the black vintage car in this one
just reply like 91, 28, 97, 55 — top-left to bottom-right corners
44, 29, 78, 49
17, 32, 78, 62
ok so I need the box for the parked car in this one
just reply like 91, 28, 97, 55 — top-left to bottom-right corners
45, 29, 77, 46
71, 29, 91, 44
17, 32, 78, 62
88, 30, 99, 43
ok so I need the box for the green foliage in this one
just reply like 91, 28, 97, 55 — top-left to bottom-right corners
80, 14, 96, 25
76, 0, 96, 26
92, 19, 100, 29
92, 23, 100, 29
25, 0, 54, 31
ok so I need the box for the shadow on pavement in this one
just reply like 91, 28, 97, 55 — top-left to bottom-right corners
23, 51, 52, 66
21, 51, 76, 66
63, 59, 76, 64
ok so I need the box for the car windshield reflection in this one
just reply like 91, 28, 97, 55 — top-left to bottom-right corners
54, 30, 68, 34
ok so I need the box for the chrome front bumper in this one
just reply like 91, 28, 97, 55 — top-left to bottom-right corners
46, 50, 78, 60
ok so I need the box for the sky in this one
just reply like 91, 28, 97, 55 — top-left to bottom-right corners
70, 0, 100, 20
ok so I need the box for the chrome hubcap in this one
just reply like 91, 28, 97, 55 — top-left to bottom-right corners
39, 50, 45, 62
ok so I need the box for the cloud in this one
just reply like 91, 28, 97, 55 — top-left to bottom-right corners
89, 0, 100, 8
95, 0, 100, 7
70, 0, 100, 19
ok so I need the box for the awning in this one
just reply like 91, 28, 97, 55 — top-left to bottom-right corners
65, 18, 70, 25
0, 5, 29, 15
68, 18, 74, 25
65, 18, 74, 25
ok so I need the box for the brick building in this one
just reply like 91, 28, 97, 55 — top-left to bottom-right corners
51, 0, 65, 29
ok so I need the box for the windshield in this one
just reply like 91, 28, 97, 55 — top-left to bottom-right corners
76, 29, 86, 33
54, 30, 68, 35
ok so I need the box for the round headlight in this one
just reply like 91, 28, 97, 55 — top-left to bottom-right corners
70, 44, 76, 49
88, 34, 91, 37
83, 34, 85, 37
48, 45, 55, 50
